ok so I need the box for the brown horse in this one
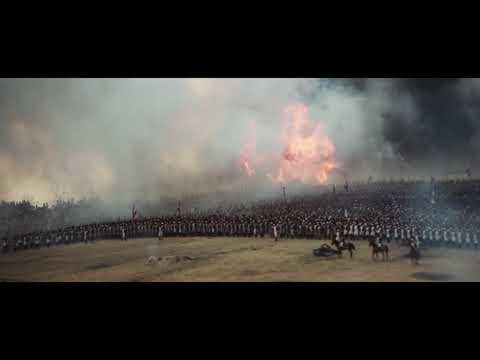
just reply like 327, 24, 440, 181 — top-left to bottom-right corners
331, 239, 356, 258
368, 239, 389, 261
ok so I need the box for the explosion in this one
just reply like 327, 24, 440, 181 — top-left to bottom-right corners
274, 103, 337, 184
240, 103, 337, 185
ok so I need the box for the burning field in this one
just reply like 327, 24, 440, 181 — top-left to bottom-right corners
2, 237, 480, 282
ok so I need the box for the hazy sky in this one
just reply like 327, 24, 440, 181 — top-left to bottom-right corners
1, 78, 479, 204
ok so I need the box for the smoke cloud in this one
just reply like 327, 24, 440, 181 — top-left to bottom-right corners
1, 78, 479, 208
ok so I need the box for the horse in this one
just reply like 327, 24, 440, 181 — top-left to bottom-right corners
409, 242, 420, 265
368, 239, 389, 261
331, 238, 356, 258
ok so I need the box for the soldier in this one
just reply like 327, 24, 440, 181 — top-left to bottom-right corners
335, 228, 341, 243
14, 236, 22, 252
2, 237, 8, 253
179, 222, 184, 237
89, 226, 95, 243
34, 233, 40, 248
385, 226, 390, 243
312, 223, 318, 239
172, 222, 178, 237
273, 224, 278, 242
191, 221, 195, 236
158, 225, 163, 240
428, 229, 434, 245
400, 228, 405, 245
409, 237, 420, 264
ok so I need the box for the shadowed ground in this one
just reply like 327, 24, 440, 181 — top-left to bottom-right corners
1, 237, 480, 282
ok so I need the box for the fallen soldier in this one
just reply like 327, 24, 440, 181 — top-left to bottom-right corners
313, 244, 340, 257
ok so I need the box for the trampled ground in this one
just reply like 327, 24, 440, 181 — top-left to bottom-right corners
1, 237, 480, 281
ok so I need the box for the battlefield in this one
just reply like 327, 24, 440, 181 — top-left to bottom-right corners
3, 79, 480, 282
2, 179, 480, 282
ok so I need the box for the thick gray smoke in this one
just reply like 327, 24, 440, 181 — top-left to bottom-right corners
1, 78, 479, 210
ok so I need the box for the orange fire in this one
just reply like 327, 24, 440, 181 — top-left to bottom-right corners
240, 103, 337, 185
273, 103, 337, 184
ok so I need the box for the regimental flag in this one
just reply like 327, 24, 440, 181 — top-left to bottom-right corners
466, 168, 472, 178
132, 204, 138, 221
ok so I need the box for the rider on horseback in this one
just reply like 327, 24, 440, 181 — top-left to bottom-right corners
369, 236, 389, 261
339, 234, 346, 248
409, 238, 420, 264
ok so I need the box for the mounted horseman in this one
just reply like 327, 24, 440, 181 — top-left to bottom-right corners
369, 236, 389, 261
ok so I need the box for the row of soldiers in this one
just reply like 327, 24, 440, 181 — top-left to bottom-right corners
4, 216, 479, 254
1, 218, 277, 253
4, 179, 480, 253
336, 222, 479, 248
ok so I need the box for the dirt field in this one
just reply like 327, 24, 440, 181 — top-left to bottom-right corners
1, 237, 480, 281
